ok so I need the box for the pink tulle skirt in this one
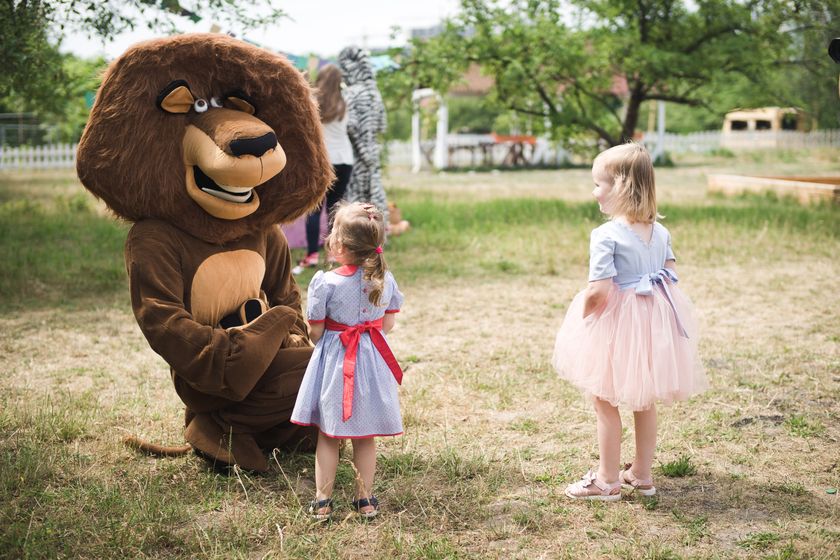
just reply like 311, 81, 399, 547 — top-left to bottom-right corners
552, 283, 706, 411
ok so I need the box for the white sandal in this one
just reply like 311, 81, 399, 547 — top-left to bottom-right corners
564, 470, 621, 501
619, 463, 656, 496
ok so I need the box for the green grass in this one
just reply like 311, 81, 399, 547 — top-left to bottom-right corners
293, 193, 840, 286
657, 455, 697, 478
0, 194, 127, 310
784, 414, 826, 438
737, 531, 782, 551
2, 163, 839, 559
672, 511, 709, 545
4, 168, 838, 310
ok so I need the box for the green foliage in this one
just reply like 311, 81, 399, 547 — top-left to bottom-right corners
0, 1, 286, 140
653, 151, 674, 167
0, 51, 106, 144
382, 94, 506, 141
672, 511, 709, 545
641, 496, 659, 510
0, 2, 65, 116
509, 418, 539, 435
385, 100, 413, 141
46, 55, 107, 142
447, 95, 503, 134
657, 455, 697, 478
391, 0, 840, 147
17, 1, 286, 43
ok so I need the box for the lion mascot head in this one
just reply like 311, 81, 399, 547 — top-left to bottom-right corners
77, 33, 333, 243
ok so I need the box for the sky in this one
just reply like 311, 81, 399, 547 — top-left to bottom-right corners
60, 1, 463, 60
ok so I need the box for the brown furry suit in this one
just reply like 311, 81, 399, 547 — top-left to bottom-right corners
77, 34, 334, 472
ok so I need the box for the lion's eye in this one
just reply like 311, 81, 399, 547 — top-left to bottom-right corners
210, 97, 222, 108
193, 99, 208, 113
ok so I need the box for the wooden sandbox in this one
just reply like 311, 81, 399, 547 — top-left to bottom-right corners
707, 174, 840, 204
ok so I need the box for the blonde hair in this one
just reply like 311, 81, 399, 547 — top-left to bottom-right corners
593, 142, 659, 223
315, 64, 346, 123
325, 202, 388, 306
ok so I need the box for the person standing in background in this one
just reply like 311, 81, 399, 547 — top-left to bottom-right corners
294, 64, 355, 274
337, 46, 389, 226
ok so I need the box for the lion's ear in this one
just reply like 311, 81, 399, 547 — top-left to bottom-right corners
223, 90, 257, 115
157, 80, 195, 114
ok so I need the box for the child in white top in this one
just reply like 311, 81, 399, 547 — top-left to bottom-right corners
294, 64, 354, 274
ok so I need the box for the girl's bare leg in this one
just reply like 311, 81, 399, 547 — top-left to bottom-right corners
594, 398, 622, 483
351, 438, 377, 513
314, 431, 340, 507
632, 406, 657, 479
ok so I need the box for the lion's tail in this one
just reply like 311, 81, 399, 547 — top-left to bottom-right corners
122, 435, 192, 457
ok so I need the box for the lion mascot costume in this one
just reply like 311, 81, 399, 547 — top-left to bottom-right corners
76, 34, 334, 472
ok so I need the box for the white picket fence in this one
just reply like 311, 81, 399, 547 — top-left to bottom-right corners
1, 129, 838, 171
0, 144, 77, 170
639, 129, 840, 154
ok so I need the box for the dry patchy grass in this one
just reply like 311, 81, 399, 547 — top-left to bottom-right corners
1, 155, 838, 559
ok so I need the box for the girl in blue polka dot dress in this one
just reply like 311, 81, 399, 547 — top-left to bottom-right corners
291, 202, 404, 521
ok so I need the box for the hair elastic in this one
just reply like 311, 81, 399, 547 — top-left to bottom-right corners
375, 246, 383, 254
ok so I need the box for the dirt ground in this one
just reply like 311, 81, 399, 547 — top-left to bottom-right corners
1, 161, 838, 558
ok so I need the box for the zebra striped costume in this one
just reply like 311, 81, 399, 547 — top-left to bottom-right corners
338, 46, 389, 224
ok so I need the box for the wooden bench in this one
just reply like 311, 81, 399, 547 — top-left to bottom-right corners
707, 174, 840, 204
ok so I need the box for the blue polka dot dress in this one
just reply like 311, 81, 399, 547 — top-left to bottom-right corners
291, 265, 404, 438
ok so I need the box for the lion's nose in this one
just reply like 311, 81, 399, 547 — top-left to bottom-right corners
229, 132, 277, 157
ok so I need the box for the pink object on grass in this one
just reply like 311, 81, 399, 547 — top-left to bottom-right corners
281, 207, 328, 250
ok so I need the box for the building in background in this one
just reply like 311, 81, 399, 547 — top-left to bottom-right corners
721, 107, 805, 149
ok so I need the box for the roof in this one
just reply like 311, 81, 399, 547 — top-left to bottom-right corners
724, 107, 798, 120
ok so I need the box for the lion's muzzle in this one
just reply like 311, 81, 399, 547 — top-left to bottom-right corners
181, 109, 287, 220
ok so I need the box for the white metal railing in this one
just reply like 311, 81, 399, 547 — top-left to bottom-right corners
388, 136, 568, 168
390, 129, 840, 168
0, 143, 77, 170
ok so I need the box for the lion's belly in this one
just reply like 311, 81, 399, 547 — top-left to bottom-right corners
190, 250, 265, 326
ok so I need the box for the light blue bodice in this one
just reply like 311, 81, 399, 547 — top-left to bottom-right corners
589, 220, 676, 289
589, 220, 687, 337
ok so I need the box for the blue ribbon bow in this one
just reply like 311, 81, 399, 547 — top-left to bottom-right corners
634, 268, 689, 338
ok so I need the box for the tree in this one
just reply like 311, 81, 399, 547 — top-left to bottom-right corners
0, 1, 285, 130
390, 0, 839, 148
762, 2, 840, 129
1, 2, 65, 116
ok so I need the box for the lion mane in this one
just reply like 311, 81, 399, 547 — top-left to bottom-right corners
78, 33, 333, 244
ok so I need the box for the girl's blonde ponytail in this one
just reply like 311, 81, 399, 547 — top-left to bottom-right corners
328, 202, 389, 306
362, 250, 387, 307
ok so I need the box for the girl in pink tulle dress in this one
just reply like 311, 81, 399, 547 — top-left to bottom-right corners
552, 142, 706, 501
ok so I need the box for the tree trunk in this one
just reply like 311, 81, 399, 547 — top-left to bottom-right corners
620, 82, 645, 145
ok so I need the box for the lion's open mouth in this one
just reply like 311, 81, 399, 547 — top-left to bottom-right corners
193, 166, 255, 204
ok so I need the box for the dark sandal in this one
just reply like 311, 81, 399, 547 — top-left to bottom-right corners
351, 496, 379, 518
308, 498, 334, 522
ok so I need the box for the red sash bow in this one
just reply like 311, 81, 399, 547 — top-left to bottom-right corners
325, 318, 403, 421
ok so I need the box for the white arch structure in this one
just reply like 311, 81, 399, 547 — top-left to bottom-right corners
411, 88, 448, 173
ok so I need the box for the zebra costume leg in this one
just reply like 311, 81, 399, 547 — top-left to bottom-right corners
344, 161, 389, 225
